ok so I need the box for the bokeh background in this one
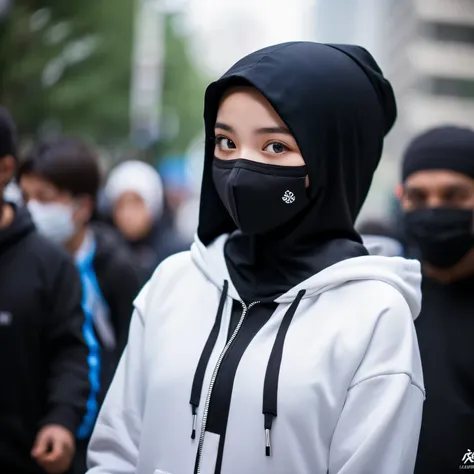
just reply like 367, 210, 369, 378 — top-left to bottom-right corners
2, 0, 474, 228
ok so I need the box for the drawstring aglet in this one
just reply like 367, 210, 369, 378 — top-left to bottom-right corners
191, 413, 197, 440
265, 428, 271, 456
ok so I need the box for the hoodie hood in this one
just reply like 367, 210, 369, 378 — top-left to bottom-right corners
198, 42, 396, 245
191, 235, 422, 320
196, 42, 397, 302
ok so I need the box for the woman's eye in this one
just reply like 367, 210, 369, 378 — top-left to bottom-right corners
215, 136, 236, 150
264, 142, 287, 154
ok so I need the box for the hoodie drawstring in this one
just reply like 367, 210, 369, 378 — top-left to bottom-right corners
262, 289, 306, 456
189, 280, 229, 439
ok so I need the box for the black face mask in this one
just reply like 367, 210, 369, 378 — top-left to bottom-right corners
404, 207, 474, 268
212, 157, 310, 235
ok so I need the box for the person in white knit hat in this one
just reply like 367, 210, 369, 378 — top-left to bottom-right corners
105, 160, 186, 280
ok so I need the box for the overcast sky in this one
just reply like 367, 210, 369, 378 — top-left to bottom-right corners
186, 0, 316, 75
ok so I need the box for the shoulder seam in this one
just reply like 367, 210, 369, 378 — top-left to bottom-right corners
349, 372, 425, 396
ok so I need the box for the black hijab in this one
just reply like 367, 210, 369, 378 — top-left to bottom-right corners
197, 42, 397, 302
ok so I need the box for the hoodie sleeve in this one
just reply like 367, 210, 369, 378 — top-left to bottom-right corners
328, 292, 425, 474
40, 255, 90, 434
86, 284, 148, 474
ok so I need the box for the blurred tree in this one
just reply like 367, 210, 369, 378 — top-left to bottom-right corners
154, 12, 208, 159
46, 1, 134, 145
0, 1, 207, 155
0, 0, 134, 146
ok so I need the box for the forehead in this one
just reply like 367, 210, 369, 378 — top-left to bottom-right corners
405, 169, 474, 190
115, 191, 145, 206
19, 173, 73, 200
20, 173, 58, 192
217, 86, 283, 124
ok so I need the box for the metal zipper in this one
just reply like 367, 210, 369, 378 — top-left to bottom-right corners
195, 300, 259, 474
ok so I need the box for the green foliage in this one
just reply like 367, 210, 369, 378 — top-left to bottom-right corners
156, 13, 208, 158
0, 1, 207, 156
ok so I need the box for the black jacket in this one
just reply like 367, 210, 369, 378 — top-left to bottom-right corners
0, 205, 89, 474
414, 274, 474, 474
90, 223, 141, 402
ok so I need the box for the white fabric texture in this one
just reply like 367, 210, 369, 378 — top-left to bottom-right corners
104, 160, 164, 218
87, 234, 425, 474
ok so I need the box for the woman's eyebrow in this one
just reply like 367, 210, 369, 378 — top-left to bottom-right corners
214, 123, 291, 135
256, 126, 291, 135
215, 122, 233, 132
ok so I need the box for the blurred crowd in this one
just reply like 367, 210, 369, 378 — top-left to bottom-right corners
0, 107, 199, 474
6, 141, 197, 283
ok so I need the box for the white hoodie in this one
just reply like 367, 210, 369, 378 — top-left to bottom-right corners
87, 234, 424, 474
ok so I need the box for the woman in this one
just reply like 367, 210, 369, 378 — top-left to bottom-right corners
87, 42, 424, 474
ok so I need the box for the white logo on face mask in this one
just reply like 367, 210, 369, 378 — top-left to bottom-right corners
27, 200, 76, 244
282, 190, 295, 204
460, 449, 474, 469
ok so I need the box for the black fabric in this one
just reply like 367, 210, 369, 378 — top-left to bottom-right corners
403, 125, 474, 181
262, 290, 305, 456
197, 41, 396, 302
403, 208, 474, 268
0, 205, 89, 474
91, 222, 142, 402
206, 301, 277, 474
226, 299, 242, 340
414, 275, 474, 474
226, 236, 367, 303
72, 437, 88, 474
212, 158, 309, 235
189, 281, 229, 439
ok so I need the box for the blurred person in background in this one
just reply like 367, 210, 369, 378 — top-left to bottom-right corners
87, 42, 423, 474
399, 126, 474, 474
18, 138, 141, 474
104, 160, 187, 281
358, 218, 404, 257
3, 179, 23, 205
0, 108, 90, 474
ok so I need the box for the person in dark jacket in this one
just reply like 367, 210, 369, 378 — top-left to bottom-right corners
0, 107, 90, 474
18, 137, 142, 474
399, 125, 474, 473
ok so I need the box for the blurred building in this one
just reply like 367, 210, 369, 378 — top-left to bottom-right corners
187, 0, 313, 76
314, 0, 397, 220
379, 0, 474, 158
315, 0, 474, 220
315, 0, 385, 61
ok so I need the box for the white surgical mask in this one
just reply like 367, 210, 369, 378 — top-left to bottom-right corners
27, 200, 76, 244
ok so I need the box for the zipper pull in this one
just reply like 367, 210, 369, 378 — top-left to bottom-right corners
191, 405, 197, 440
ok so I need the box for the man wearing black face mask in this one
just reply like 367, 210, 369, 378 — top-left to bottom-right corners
400, 125, 474, 474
